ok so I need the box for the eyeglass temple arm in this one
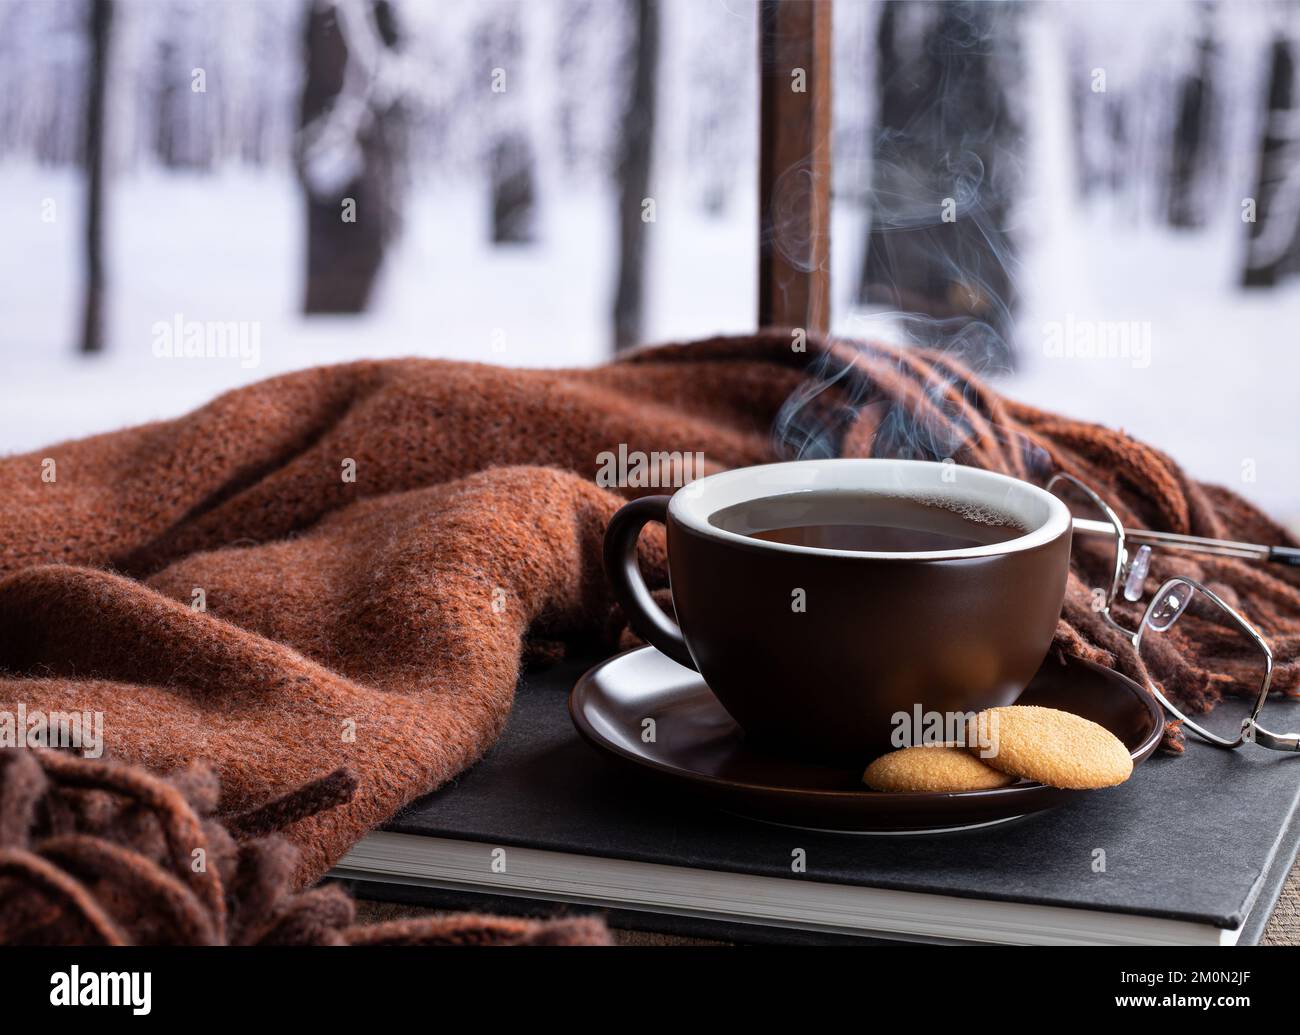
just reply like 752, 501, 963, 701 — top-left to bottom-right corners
1251, 726, 1300, 751
1072, 518, 1300, 566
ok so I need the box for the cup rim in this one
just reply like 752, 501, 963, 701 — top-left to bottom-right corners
668, 458, 1072, 561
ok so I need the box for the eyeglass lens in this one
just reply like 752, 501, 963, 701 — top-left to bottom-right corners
1138, 579, 1274, 745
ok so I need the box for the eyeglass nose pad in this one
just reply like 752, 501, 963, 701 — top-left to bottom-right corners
1122, 545, 1152, 602
1147, 581, 1190, 631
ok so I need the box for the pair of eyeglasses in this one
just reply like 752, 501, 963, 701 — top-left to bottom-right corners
1048, 472, 1298, 752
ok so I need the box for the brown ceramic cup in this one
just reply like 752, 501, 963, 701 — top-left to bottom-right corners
604, 459, 1073, 762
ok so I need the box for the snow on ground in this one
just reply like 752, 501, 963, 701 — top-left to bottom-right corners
1009, 210, 1300, 520
0, 159, 757, 447
1, 155, 1296, 526
1005, 6, 1299, 527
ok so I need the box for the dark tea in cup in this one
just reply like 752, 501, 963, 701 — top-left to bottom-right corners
710, 491, 1030, 554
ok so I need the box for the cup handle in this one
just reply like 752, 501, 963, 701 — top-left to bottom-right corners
603, 495, 696, 670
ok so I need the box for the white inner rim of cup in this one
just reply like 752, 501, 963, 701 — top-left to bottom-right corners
670, 459, 1071, 561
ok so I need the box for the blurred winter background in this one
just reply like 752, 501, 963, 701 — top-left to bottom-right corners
1, 0, 1298, 522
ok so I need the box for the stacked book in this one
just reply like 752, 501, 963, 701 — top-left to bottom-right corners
333, 653, 1300, 945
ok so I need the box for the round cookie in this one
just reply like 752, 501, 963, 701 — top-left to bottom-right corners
965, 705, 1132, 789
863, 744, 1017, 793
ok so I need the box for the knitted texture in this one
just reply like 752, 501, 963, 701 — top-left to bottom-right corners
1, 332, 1296, 889
0, 748, 609, 945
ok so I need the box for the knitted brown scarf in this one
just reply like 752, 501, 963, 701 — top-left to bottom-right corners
0, 332, 1296, 922
0, 748, 608, 944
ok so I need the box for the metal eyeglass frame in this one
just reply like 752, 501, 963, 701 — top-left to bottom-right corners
1047, 472, 1295, 752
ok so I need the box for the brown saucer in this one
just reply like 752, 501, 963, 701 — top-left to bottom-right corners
569, 646, 1164, 833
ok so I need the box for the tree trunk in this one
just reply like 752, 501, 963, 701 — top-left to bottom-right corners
611, 0, 659, 352
857, 0, 1021, 368
1068, 41, 1098, 201
490, 133, 537, 244
1243, 35, 1298, 288
79, 0, 111, 354
299, 0, 404, 314
1166, 25, 1216, 229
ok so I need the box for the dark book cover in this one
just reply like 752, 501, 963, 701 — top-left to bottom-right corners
342, 651, 1300, 943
